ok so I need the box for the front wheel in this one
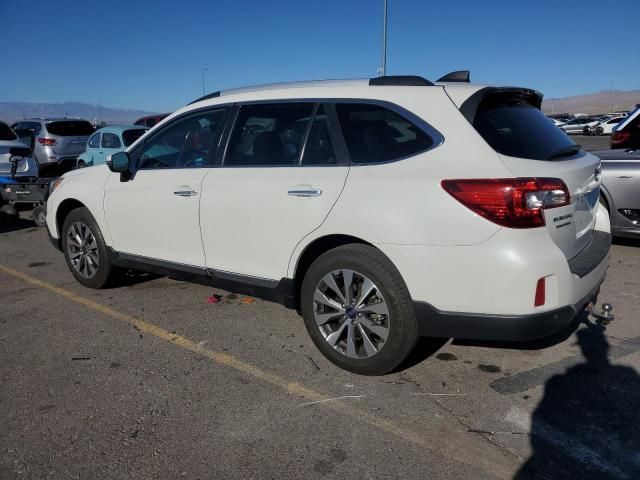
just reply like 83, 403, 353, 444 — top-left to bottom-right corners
594, 126, 604, 136
61, 207, 114, 288
300, 244, 418, 375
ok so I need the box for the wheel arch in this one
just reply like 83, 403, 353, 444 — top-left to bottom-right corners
56, 198, 87, 238
599, 184, 614, 213
292, 234, 375, 312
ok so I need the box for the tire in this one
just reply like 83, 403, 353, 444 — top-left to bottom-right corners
32, 205, 47, 227
77, 160, 87, 169
595, 126, 604, 136
0, 204, 18, 223
583, 126, 592, 136
61, 207, 114, 288
300, 244, 418, 375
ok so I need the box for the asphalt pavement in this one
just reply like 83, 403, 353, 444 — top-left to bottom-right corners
1, 134, 639, 480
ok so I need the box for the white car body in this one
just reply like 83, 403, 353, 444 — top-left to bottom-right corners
46, 76, 611, 373
560, 117, 600, 134
595, 117, 624, 135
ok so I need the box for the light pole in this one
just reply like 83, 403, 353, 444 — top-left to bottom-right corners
202, 68, 209, 96
380, 0, 388, 76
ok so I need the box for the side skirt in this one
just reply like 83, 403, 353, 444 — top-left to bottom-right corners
108, 249, 297, 309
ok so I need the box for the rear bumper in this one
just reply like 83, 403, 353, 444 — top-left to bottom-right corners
414, 280, 602, 341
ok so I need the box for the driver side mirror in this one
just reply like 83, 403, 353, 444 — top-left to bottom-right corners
107, 151, 130, 173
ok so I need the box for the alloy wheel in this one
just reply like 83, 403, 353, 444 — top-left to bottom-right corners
313, 269, 390, 359
66, 221, 99, 279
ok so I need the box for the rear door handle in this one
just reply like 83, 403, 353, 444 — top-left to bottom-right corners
174, 190, 198, 197
287, 188, 322, 197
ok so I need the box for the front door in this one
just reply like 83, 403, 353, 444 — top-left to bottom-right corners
103, 108, 228, 267
200, 103, 350, 280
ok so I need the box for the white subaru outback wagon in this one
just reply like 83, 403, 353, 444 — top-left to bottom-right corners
46, 73, 611, 375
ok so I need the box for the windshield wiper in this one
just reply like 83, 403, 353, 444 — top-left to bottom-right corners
547, 145, 581, 160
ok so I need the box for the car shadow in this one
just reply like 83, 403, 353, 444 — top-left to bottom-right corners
0, 215, 36, 234
109, 269, 163, 288
514, 322, 640, 479
613, 236, 640, 248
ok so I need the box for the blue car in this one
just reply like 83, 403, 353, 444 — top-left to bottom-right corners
78, 125, 148, 167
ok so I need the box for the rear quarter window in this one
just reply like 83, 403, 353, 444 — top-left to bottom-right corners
336, 103, 434, 163
473, 95, 578, 160
46, 121, 95, 137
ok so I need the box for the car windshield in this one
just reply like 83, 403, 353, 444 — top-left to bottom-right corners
0, 122, 17, 141
122, 129, 148, 147
46, 120, 94, 136
473, 94, 578, 160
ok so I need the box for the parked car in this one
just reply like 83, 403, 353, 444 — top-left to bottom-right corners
611, 105, 640, 149
0, 121, 38, 178
134, 114, 170, 128
559, 116, 600, 135
78, 125, 149, 167
548, 117, 565, 126
10, 118, 94, 167
593, 117, 624, 136
46, 74, 611, 375
594, 148, 640, 238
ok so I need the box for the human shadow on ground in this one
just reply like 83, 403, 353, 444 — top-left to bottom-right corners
515, 322, 640, 479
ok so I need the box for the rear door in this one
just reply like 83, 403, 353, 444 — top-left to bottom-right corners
45, 120, 94, 157
200, 102, 349, 280
467, 90, 601, 258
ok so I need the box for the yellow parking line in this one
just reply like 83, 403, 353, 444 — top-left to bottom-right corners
0, 263, 515, 477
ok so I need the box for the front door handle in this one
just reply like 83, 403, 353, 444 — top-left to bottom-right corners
287, 188, 322, 197
174, 190, 198, 197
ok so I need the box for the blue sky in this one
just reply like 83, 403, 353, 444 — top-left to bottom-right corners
1, 0, 638, 113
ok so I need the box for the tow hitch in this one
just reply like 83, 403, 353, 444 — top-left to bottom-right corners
588, 302, 615, 325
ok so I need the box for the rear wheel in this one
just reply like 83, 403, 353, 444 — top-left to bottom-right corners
61, 207, 114, 288
583, 126, 592, 136
32, 205, 47, 227
594, 126, 604, 136
300, 244, 418, 375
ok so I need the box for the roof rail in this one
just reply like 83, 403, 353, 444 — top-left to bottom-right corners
437, 70, 470, 83
188, 91, 221, 105
369, 75, 434, 86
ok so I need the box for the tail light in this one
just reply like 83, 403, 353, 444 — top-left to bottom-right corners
441, 178, 571, 228
37, 137, 57, 146
611, 131, 630, 146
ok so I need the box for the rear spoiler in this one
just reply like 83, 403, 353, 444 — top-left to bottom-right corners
459, 87, 544, 124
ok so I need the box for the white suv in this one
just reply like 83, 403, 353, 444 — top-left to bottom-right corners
46, 74, 611, 375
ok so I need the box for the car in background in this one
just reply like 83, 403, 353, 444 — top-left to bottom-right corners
594, 147, 640, 238
134, 114, 170, 128
548, 117, 565, 126
10, 118, 94, 168
0, 121, 38, 178
593, 117, 624, 136
612, 105, 640, 149
78, 125, 148, 167
559, 116, 600, 135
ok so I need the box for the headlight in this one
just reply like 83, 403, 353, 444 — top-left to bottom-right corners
50, 177, 64, 193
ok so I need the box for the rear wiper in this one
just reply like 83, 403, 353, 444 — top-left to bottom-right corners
547, 145, 582, 160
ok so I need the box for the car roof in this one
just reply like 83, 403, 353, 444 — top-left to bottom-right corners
94, 125, 148, 134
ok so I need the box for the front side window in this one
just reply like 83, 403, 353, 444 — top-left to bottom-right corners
225, 103, 315, 166
137, 108, 227, 169
102, 133, 121, 149
336, 103, 434, 163
88, 133, 101, 148
122, 128, 147, 147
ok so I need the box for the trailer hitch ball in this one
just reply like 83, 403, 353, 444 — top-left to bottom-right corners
589, 302, 615, 325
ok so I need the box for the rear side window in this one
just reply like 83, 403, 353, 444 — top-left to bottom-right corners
473, 95, 578, 160
0, 122, 17, 140
301, 105, 338, 166
122, 129, 147, 147
102, 133, 121, 149
46, 120, 94, 137
225, 103, 314, 166
336, 103, 434, 163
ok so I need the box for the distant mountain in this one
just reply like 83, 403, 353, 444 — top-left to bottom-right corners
542, 90, 640, 115
0, 101, 159, 125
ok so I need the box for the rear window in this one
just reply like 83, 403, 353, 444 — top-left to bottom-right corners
122, 129, 147, 147
473, 95, 578, 160
0, 122, 17, 141
46, 120, 94, 137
